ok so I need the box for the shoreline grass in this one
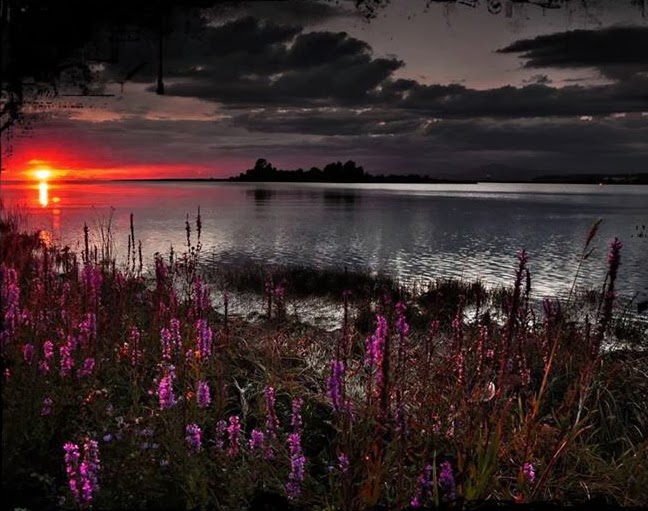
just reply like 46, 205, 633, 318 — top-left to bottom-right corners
1, 208, 647, 511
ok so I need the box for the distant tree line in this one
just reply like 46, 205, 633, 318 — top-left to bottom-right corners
229, 158, 474, 183
232, 158, 367, 182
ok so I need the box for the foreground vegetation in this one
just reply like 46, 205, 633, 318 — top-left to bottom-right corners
1, 209, 647, 511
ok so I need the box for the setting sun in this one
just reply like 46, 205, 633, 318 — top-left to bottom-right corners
34, 168, 52, 180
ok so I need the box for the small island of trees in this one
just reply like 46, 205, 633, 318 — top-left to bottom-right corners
229, 158, 475, 184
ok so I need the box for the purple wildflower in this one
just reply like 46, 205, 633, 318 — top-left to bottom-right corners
286, 395, 307, 501
82, 264, 103, 305
195, 319, 213, 360
78, 358, 95, 378
1, 265, 20, 343
365, 314, 387, 370
63, 442, 81, 503
264, 386, 279, 460
410, 463, 433, 508
395, 301, 410, 338
160, 318, 182, 361
249, 429, 265, 452
338, 453, 349, 474
327, 359, 345, 412
39, 339, 54, 373
286, 432, 306, 501
227, 415, 241, 457
185, 423, 202, 453
41, 396, 53, 416
365, 315, 388, 399
157, 370, 177, 410
522, 462, 536, 485
439, 461, 456, 501
395, 302, 410, 381
44, 339, 54, 359
192, 277, 211, 316
196, 380, 211, 408
160, 328, 171, 361
79, 439, 100, 505
215, 419, 227, 451
78, 312, 97, 347
128, 326, 142, 367
67, 334, 79, 351
60, 342, 74, 378
291, 397, 303, 433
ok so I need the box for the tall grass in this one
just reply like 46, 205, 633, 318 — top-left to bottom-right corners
1, 208, 647, 511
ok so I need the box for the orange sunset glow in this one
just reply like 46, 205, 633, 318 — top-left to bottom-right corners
3, 135, 222, 180
21, 160, 66, 182
6, 155, 210, 181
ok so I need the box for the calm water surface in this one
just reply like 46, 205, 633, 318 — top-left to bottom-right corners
2, 180, 647, 300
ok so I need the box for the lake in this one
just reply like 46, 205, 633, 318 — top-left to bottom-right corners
2, 180, 647, 301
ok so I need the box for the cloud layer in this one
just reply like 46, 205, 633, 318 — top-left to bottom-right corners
6, 3, 648, 179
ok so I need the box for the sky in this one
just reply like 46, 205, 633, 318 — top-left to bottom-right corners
2, 0, 647, 181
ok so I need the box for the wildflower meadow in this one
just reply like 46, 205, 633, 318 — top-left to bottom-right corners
1, 208, 647, 510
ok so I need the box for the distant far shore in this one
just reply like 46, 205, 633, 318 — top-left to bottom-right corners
106, 177, 648, 184
2, 170, 647, 185
110, 174, 648, 185
111, 176, 479, 184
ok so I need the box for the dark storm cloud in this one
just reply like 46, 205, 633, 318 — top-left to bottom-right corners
158, 19, 646, 118
156, 20, 404, 105
104, 11, 647, 120
268, 53, 403, 102
231, 107, 423, 135
285, 30, 372, 68
399, 77, 648, 118
497, 26, 648, 80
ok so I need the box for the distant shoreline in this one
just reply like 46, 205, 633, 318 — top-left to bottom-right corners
116, 177, 648, 185
2, 176, 647, 185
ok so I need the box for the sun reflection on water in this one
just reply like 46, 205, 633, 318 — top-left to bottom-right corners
38, 181, 49, 207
